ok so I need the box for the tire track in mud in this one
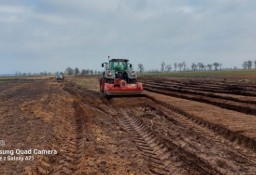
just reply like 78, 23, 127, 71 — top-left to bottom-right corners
30, 102, 85, 175
42, 80, 256, 174
144, 85, 256, 116
145, 95, 256, 153
139, 104, 256, 174
142, 79, 256, 96
65, 81, 255, 174
143, 81, 256, 105
54, 102, 85, 175
64, 83, 154, 174
117, 109, 221, 175
118, 110, 173, 175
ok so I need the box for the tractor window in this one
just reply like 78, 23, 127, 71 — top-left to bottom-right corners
110, 61, 127, 71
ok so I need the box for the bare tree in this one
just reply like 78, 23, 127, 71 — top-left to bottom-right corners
138, 63, 144, 73
219, 63, 223, 71
182, 61, 186, 71
248, 60, 252, 69
197, 63, 205, 71
213, 62, 220, 71
178, 63, 183, 71
81, 69, 87, 75
165, 65, 172, 72
65, 67, 74, 75
242, 61, 248, 69
174, 63, 177, 71
242, 60, 253, 69
161, 62, 166, 72
207, 64, 213, 71
74, 67, 80, 75
191, 63, 197, 71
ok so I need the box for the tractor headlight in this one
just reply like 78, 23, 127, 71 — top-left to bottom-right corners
107, 71, 112, 76
131, 71, 136, 76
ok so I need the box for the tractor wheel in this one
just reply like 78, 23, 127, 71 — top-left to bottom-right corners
100, 78, 105, 93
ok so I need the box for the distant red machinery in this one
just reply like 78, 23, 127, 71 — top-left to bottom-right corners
99, 57, 144, 97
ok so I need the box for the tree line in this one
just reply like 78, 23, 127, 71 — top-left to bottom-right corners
137, 62, 223, 73
15, 67, 100, 76
63, 67, 101, 76
15, 71, 53, 76
137, 60, 256, 73
13, 60, 256, 76
242, 60, 256, 70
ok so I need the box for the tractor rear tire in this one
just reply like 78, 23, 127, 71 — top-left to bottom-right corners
100, 78, 105, 93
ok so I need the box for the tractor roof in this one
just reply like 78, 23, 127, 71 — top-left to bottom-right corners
109, 59, 129, 62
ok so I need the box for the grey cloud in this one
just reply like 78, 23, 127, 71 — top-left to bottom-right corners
0, 0, 256, 74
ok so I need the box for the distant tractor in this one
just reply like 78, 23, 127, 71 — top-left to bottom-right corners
99, 57, 144, 97
56, 73, 64, 81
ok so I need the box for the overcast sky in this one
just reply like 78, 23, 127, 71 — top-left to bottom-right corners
0, 0, 256, 74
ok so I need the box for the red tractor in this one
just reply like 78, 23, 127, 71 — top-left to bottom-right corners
100, 58, 144, 97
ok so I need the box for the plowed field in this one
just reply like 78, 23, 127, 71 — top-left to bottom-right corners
1, 76, 256, 175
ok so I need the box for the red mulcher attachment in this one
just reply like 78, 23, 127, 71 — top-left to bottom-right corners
103, 78, 144, 96
100, 57, 144, 97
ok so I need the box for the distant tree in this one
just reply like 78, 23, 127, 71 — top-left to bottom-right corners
248, 60, 252, 69
81, 69, 86, 75
219, 63, 223, 71
39, 72, 47, 76
43, 71, 47, 76
90, 70, 94, 75
242, 60, 252, 69
255, 60, 256, 69
213, 62, 220, 71
191, 63, 197, 71
178, 63, 183, 71
174, 63, 177, 71
161, 62, 165, 72
65, 67, 74, 75
242, 61, 248, 69
182, 62, 186, 71
207, 64, 213, 71
197, 63, 205, 71
165, 65, 172, 72
74, 67, 80, 75
138, 63, 144, 73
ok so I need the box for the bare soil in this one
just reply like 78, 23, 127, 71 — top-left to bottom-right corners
1, 76, 256, 174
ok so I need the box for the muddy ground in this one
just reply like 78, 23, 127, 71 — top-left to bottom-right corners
0, 76, 256, 175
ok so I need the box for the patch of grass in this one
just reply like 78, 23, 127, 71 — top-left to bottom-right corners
0, 76, 21, 79
67, 75, 100, 92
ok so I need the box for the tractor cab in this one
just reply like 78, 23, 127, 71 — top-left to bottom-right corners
109, 59, 128, 71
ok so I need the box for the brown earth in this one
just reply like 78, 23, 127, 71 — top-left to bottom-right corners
0, 76, 256, 174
